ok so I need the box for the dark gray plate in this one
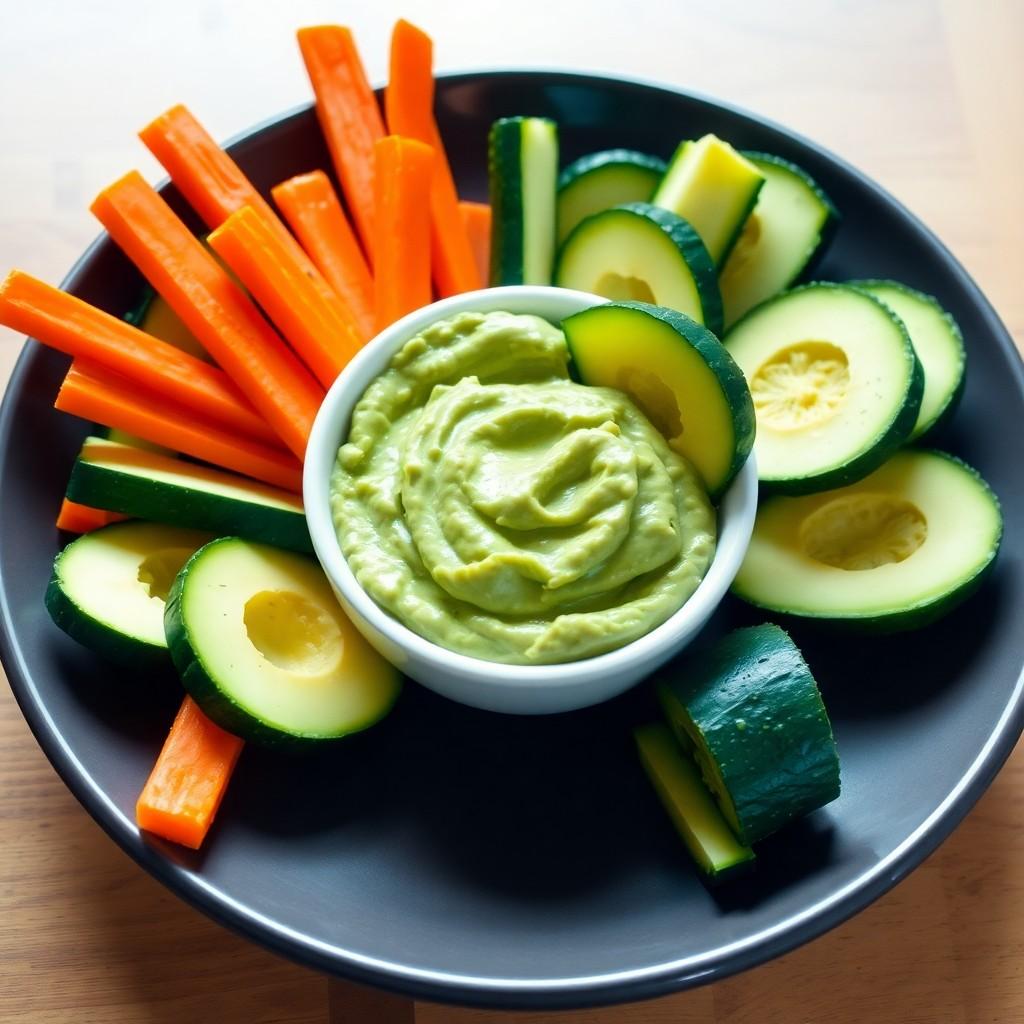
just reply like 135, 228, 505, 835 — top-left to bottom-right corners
1, 72, 1022, 1011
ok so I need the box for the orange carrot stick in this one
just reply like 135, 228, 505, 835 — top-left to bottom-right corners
373, 137, 434, 332
297, 25, 385, 261
0, 270, 281, 446
56, 498, 126, 533
272, 171, 375, 340
458, 201, 492, 289
385, 20, 480, 297
56, 359, 303, 493
136, 696, 244, 850
91, 171, 324, 458
139, 105, 339, 297
208, 206, 362, 388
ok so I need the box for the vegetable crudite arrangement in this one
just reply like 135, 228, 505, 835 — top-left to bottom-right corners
0, 14, 1003, 899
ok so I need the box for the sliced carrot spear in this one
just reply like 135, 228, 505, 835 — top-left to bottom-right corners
56, 498, 126, 533
139, 105, 338, 297
0, 270, 281, 445
208, 206, 362, 388
272, 171, 375, 340
56, 359, 304, 493
297, 25, 385, 261
385, 19, 480, 297
90, 171, 324, 459
458, 201, 492, 288
136, 696, 244, 850
373, 137, 434, 332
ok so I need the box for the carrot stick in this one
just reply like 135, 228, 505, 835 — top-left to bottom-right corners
271, 171, 375, 340
56, 498, 126, 533
56, 359, 304, 492
297, 25, 385, 261
136, 696, 244, 850
373, 137, 434, 332
0, 270, 281, 446
458, 201, 492, 288
139, 105, 339, 298
208, 206, 362, 388
385, 20, 480, 297
91, 171, 324, 458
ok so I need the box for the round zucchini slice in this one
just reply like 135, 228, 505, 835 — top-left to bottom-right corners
556, 149, 667, 246
850, 280, 965, 440
719, 152, 839, 328
555, 201, 723, 336
725, 283, 923, 493
166, 538, 401, 746
562, 300, 755, 499
733, 449, 1002, 630
45, 521, 212, 666
658, 623, 840, 846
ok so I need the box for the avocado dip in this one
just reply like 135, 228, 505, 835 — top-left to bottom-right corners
330, 310, 715, 665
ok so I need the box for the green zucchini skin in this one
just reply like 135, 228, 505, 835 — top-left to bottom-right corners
66, 449, 313, 554
488, 116, 558, 286
658, 624, 840, 845
726, 283, 924, 495
45, 567, 168, 669
556, 149, 667, 245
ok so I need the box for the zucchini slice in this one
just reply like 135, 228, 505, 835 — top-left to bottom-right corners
563, 301, 753, 498
733, 449, 1002, 630
725, 283, 923, 493
45, 521, 211, 666
634, 722, 755, 883
658, 624, 840, 845
652, 135, 764, 266
555, 202, 723, 336
556, 149, 666, 246
719, 152, 839, 328
166, 538, 401, 746
850, 280, 965, 440
488, 116, 559, 285
66, 436, 311, 553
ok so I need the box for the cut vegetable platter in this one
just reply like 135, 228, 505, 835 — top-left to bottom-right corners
1, 64, 1023, 1011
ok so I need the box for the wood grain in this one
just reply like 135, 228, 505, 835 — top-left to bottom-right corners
1, 1, 1021, 1021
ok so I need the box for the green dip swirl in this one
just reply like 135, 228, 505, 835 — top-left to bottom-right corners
330, 310, 715, 665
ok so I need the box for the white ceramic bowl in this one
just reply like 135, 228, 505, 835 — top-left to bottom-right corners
304, 286, 757, 714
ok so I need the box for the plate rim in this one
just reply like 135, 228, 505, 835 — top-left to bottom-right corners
1, 68, 1023, 1010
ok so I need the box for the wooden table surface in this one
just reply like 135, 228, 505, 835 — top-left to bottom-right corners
2, 1, 1022, 1021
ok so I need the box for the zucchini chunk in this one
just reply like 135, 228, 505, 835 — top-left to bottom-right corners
488, 116, 559, 285
652, 135, 764, 266
850, 280, 965, 440
563, 301, 753, 499
719, 152, 839, 327
635, 722, 755, 883
166, 538, 400, 746
725, 283, 922, 493
733, 449, 1002, 630
658, 624, 840, 845
45, 521, 211, 666
556, 148, 666, 246
66, 436, 311, 553
555, 202, 723, 336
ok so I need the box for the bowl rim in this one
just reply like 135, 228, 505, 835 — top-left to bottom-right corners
302, 284, 758, 691
0, 69, 1022, 1010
